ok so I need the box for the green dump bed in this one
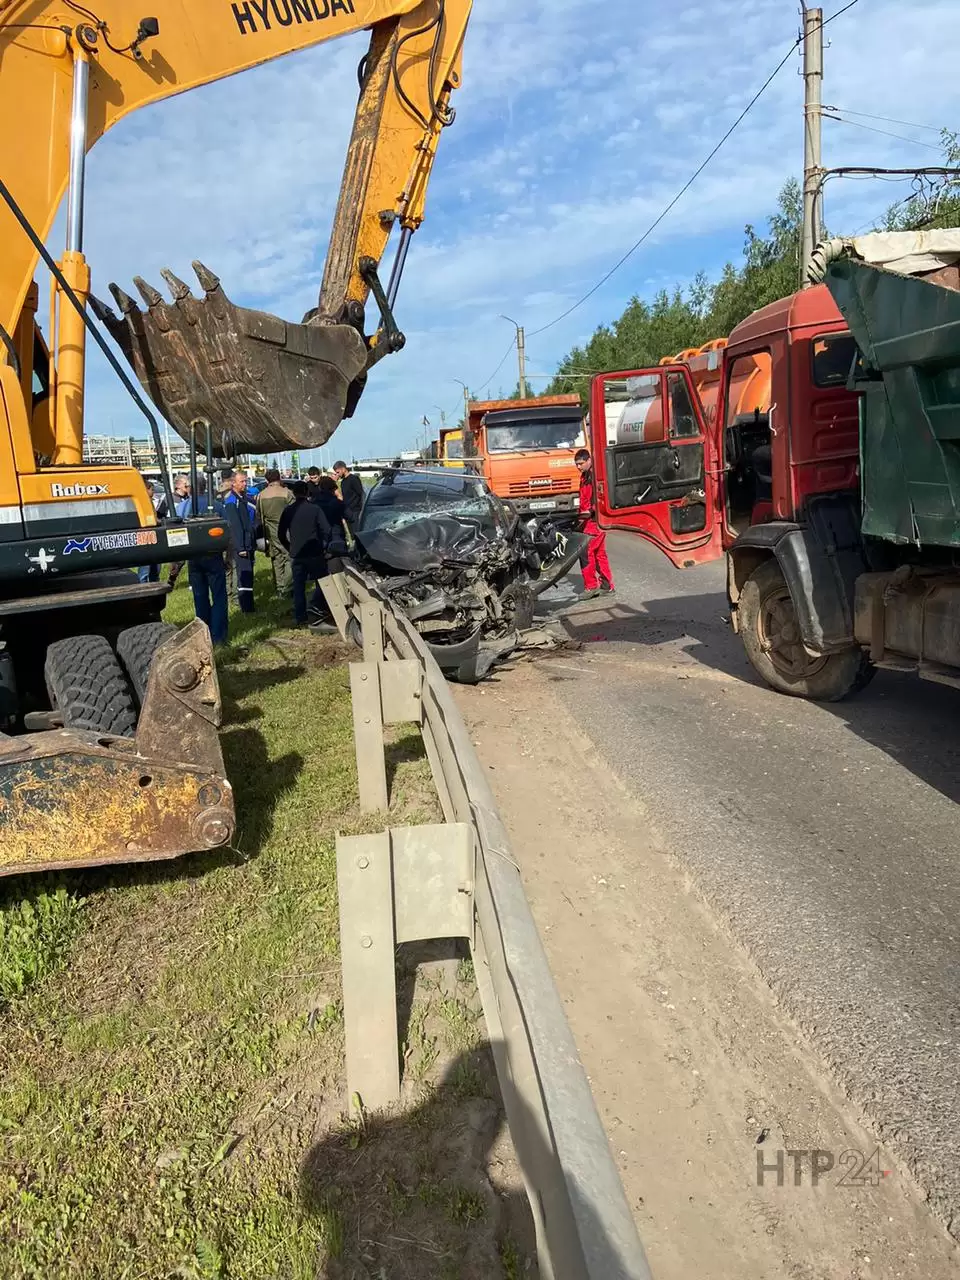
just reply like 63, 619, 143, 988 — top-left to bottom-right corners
824, 251, 960, 550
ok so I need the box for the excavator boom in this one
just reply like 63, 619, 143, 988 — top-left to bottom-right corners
1, 0, 471, 453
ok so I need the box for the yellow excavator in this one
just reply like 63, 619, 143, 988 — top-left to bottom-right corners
0, 0, 471, 875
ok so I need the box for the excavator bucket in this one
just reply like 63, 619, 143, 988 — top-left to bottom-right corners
90, 263, 369, 456
0, 621, 235, 877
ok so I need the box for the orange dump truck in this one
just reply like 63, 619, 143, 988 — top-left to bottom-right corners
463, 395, 585, 515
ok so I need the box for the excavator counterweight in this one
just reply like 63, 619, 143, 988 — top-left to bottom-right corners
93, 264, 369, 455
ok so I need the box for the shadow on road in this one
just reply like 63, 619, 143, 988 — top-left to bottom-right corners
544, 590, 960, 809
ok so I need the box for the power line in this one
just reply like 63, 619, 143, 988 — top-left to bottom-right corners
474, 339, 517, 394
848, 189, 915, 236
824, 106, 942, 134
822, 0, 860, 20
824, 113, 942, 151
525, 0, 859, 339
450, 336, 532, 424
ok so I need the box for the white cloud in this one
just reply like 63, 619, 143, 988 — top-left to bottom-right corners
60, 0, 960, 460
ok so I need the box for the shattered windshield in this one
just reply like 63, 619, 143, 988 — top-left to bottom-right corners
359, 471, 506, 536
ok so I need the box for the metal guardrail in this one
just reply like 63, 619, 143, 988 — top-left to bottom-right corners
322, 565, 653, 1280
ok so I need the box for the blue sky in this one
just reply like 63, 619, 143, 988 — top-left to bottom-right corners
74, 0, 960, 463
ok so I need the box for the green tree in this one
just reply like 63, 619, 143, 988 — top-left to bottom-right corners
707, 179, 802, 335
881, 130, 960, 231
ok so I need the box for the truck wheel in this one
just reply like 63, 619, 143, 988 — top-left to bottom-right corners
44, 635, 138, 738
738, 559, 875, 702
117, 622, 178, 706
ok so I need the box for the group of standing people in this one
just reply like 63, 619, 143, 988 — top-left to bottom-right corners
146, 460, 364, 646
258, 461, 363, 627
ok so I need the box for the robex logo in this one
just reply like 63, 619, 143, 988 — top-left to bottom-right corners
50, 482, 109, 498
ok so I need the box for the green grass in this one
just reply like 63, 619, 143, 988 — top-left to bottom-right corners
0, 563, 392, 1277
498, 1235, 524, 1280
0, 886, 84, 1004
0, 563, 527, 1278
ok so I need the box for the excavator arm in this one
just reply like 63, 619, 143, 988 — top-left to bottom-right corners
0, 0, 471, 455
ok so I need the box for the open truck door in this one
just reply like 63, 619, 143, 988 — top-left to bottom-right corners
589, 365, 723, 568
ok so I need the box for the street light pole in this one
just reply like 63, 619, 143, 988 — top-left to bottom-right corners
500, 314, 527, 399
452, 378, 470, 426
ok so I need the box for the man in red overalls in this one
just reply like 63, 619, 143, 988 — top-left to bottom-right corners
575, 447, 615, 599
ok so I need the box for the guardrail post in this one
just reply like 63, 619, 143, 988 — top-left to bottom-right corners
336, 824, 474, 1113
349, 656, 423, 813
361, 600, 385, 663
349, 663, 388, 812
319, 571, 350, 638
337, 831, 399, 1108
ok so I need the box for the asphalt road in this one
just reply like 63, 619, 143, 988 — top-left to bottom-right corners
535, 531, 960, 1239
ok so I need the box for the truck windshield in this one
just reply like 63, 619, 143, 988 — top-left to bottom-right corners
485, 418, 584, 453
445, 438, 464, 459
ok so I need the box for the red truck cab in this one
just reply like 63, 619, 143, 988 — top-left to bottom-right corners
589, 285, 872, 699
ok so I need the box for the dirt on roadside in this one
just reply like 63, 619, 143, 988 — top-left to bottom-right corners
454, 661, 960, 1280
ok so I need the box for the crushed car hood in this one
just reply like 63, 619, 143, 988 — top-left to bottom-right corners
353, 515, 497, 573
352, 509, 589, 683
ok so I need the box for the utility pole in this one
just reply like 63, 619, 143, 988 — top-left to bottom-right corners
452, 378, 470, 427
500, 315, 528, 399
801, 5, 824, 285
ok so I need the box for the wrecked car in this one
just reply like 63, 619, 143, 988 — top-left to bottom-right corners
352, 468, 588, 681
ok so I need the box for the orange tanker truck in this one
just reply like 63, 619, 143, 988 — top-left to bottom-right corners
461, 395, 585, 515
605, 341, 770, 448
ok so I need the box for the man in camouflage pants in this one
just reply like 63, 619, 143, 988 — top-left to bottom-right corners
256, 469, 294, 595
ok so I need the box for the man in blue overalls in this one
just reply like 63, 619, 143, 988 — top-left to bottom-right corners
222, 470, 257, 614
177, 478, 228, 644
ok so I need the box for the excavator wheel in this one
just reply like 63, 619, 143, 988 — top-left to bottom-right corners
44, 635, 138, 738
117, 622, 178, 707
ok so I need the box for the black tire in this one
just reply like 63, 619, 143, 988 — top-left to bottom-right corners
116, 622, 178, 706
502, 582, 536, 631
738, 559, 875, 702
44, 634, 138, 737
